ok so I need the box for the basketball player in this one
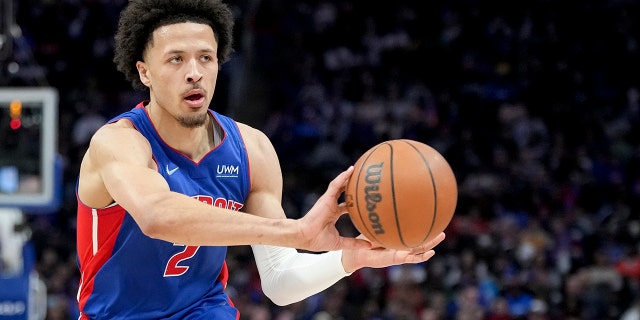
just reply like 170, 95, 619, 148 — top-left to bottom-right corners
75, 0, 446, 319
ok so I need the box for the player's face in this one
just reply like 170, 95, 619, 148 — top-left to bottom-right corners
137, 22, 219, 128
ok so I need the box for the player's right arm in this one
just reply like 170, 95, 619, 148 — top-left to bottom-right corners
78, 119, 164, 210
77, 120, 364, 250
79, 119, 294, 246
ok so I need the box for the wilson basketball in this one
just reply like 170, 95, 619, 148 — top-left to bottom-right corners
345, 139, 458, 250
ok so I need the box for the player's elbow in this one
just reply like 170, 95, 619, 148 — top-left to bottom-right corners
136, 216, 162, 238
129, 196, 174, 239
263, 288, 301, 307
133, 211, 162, 239
260, 274, 306, 306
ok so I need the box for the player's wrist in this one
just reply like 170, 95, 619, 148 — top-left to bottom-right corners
328, 249, 352, 275
291, 211, 328, 252
340, 249, 362, 274
264, 217, 307, 249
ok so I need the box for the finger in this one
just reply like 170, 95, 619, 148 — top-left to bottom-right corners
321, 167, 354, 205
329, 166, 354, 191
342, 166, 354, 188
427, 232, 446, 247
407, 232, 446, 255
336, 203, 349, 215
410, 249, 436, 261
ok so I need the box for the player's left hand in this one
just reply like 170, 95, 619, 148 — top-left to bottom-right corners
340, 232, 446, 273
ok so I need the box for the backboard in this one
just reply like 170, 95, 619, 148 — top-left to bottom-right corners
0, 87, 58, 211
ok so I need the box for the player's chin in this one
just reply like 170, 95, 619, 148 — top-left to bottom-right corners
178, 112, 208, 128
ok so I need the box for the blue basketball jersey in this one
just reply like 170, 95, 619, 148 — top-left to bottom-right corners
76, 103, 250, 319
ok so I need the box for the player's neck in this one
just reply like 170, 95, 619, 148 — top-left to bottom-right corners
146, 104, 218, 161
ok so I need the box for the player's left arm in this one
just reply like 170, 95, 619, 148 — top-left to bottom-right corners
238, 123, 444, 306
239, 123, 350, 305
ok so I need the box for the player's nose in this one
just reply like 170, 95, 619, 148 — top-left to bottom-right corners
185, 59, 203, 83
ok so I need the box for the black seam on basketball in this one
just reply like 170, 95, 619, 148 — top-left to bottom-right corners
353, 161, 368, 240
387, 142, 407, 248
403, 140, 438, 243
355, 144, 383, 244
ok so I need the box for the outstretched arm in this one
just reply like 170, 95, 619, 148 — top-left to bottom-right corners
239, 123, 445, 305
78, 120, 368, 251
252, 233, 445, 306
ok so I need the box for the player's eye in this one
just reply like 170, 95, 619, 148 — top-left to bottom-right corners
169, 56, 182, 63
200, 55, 213, 62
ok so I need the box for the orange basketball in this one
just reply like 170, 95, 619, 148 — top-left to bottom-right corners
345, 139, 458, 249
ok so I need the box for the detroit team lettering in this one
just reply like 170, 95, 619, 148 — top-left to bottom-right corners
163, 195, 244, 277
194, 195, 244, 211
364, 163, 385, 235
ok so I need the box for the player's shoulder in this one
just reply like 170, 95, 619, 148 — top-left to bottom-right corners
235, 121, 270, 146
89, 118, 149, 152
235, 121, 261, 135
234, 121, 278, 163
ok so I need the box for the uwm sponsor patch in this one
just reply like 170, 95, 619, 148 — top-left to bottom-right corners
216, 164, 239, 178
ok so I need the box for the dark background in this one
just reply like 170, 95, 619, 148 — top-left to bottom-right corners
2, 0, 640, 319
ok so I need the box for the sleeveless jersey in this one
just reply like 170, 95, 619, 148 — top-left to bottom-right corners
76, 103, 250, 319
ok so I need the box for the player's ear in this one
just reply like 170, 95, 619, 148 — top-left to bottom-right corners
136, 61, 151, 88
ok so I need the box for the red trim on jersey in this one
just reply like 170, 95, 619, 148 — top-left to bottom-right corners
76, 200, 126, 317
217, 261, 240, 319
233, 121, 253, 200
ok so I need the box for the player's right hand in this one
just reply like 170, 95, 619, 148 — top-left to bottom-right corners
297, 166, 371, 252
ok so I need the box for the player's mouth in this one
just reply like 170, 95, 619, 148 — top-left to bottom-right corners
184, 90, 205, 107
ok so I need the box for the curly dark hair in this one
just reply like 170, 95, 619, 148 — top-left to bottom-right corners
113, 0, 235, 90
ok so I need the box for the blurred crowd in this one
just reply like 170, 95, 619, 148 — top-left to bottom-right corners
3, 0, 640, 319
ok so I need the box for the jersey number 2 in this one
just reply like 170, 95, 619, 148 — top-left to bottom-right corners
162, 195, 240, 277
164, 245, 200, 277
163, 195, 212, 277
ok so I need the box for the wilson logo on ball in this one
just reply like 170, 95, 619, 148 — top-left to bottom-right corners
364, 162, 384, 235
345, 139, 458, 249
